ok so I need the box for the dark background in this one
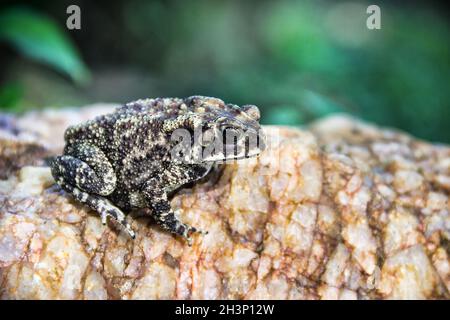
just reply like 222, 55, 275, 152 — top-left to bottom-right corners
0, 0, 449, 143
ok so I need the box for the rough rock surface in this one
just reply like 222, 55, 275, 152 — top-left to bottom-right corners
0, 105, 449, 300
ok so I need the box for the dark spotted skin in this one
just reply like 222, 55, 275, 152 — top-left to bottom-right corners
50, 96, 264, 244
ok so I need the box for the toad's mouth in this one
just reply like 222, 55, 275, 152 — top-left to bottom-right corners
171, 128, 266, 164
201, 130, 266, 162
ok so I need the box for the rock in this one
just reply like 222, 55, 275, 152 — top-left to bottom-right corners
0, 107, 449, 300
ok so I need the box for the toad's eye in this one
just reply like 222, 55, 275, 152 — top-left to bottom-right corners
222, 125, 242, 144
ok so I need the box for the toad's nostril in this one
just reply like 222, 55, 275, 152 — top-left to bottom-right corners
241, 105, 261, 121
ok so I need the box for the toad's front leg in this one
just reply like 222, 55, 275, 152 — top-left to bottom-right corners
142, 164, 210, 245
50, 143, 135, 238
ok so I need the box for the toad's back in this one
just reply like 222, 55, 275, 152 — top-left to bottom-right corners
63, 102, 176, 164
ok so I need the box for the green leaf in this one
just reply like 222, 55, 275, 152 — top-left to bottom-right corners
0, 7, 90, 85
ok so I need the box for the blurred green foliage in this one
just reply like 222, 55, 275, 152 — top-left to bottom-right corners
0, 82, 22, 110
0, 7, 90, 83
0, 7, 89, 109
0, 0, 448, 143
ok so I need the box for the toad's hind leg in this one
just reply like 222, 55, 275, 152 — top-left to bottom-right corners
57, 182, 135, 238
56, 143, 117, 196
50, 144, 135, 238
